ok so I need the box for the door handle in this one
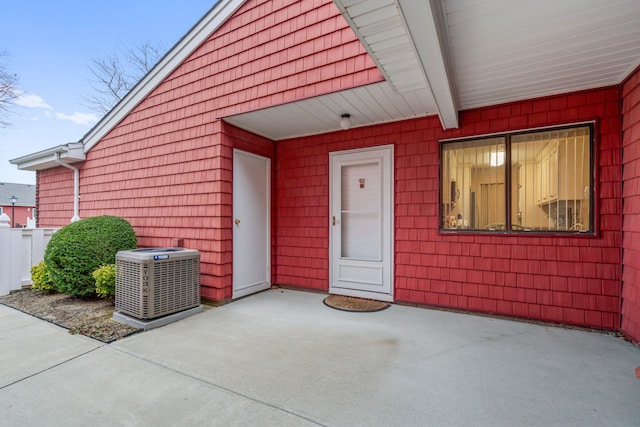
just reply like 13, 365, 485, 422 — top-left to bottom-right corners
234, 218, 240, 225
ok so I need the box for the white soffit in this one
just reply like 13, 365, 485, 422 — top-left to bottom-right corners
334, 0, 426, 93
444, 0, 640, 110
223, 82, 436, 140
333, 0, 459, 129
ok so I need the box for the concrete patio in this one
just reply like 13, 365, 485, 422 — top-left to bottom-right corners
1, 288, 639, 426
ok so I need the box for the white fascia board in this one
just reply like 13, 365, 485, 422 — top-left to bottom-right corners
333, 0, 396, 88
397, 0, 459, 129
64, 142, 85, 160
10, 142, 86, 171
81, 0, 247, 153
335, 0, 459, 129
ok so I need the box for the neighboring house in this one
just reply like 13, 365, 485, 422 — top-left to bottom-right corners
9, 0, 640, 342
0, 182, 36, 228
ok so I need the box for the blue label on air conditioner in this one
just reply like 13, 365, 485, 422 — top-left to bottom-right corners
154, 255, 170, 260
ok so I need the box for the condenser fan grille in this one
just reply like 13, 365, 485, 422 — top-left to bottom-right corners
153, 258, 200, 316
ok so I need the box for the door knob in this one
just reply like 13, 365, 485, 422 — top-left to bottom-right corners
234, 219, 240, 225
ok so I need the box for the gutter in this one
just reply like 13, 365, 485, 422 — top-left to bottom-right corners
54, 152, 81, 223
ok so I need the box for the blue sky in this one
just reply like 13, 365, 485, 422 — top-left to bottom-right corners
0, 1, 215, 185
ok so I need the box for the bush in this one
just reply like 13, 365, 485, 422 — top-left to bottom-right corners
30, 261, 56, 293
44, 216, 137, 297
93, 264, 116, 298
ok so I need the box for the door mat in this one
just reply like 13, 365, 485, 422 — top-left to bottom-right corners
323, 295, 391, 313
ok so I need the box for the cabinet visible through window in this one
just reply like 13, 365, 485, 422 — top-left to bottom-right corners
441, 124, 593, 234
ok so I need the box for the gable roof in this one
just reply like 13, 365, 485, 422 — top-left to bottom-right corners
11, 0, 640, 168
0, 182, 36, 207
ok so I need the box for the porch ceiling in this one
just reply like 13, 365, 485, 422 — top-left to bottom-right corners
224, 0, 640, 141
223, 82, 437, 140
446, 0, 640, 110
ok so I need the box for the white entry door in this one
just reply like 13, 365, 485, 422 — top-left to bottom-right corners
330, 145, 393, 301
233, 150, 271, 299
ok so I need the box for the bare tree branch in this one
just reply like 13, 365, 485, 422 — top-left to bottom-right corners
0, 51, 19, 128
125, 41, 164, 82
84, 56, 130, 115
83, 40, 165, 115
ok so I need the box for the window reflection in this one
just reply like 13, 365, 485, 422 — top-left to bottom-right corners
442, 138, 506, 230
441, 125, 592, 233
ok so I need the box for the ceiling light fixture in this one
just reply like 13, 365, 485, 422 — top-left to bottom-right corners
339, 113, 351, 130
490, 151, 505, 167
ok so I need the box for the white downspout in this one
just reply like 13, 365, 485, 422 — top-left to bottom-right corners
54, 152, 81, 223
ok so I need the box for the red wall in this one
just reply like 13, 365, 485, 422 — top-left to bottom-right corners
38, 168, 75, 227
0, 205, 33, 227
275, 87, 622, 329
621, 66, 640, 341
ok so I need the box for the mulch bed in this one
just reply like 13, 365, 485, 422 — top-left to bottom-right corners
0, 289, 140, 343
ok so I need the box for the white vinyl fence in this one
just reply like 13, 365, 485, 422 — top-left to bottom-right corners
0, 215, 57, 296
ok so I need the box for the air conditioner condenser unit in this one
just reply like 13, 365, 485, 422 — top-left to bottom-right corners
115, 248, 200, 320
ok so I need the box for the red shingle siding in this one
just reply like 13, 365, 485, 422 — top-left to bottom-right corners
107, 0, 380, 137
81, 120, 226, 299
37, 168, 76, 227
621, 66, 640, 341
276, 87, 622, 329
275, 135, 332, 290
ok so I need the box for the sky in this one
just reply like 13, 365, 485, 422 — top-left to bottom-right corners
0, 1, 216, 185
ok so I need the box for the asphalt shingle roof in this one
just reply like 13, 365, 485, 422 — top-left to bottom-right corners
0, 182, 36, 207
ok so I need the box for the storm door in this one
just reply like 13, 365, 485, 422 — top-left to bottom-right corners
329, 146, 393, 301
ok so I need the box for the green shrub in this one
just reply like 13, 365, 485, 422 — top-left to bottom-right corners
30, 261, 56, 293
93, 264, 116, 298
44, 216, 137, 297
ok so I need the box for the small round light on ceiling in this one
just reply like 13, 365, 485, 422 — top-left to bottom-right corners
339, 113, 351, 130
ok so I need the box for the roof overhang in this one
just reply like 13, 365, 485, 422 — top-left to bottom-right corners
333, 0, 459, 129
225, 0, 459, 139
10, 142, 85, 171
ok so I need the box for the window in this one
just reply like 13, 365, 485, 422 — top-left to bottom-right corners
441, 124, 593, 234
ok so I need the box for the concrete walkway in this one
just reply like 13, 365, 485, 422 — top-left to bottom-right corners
1, 288, 639, 426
